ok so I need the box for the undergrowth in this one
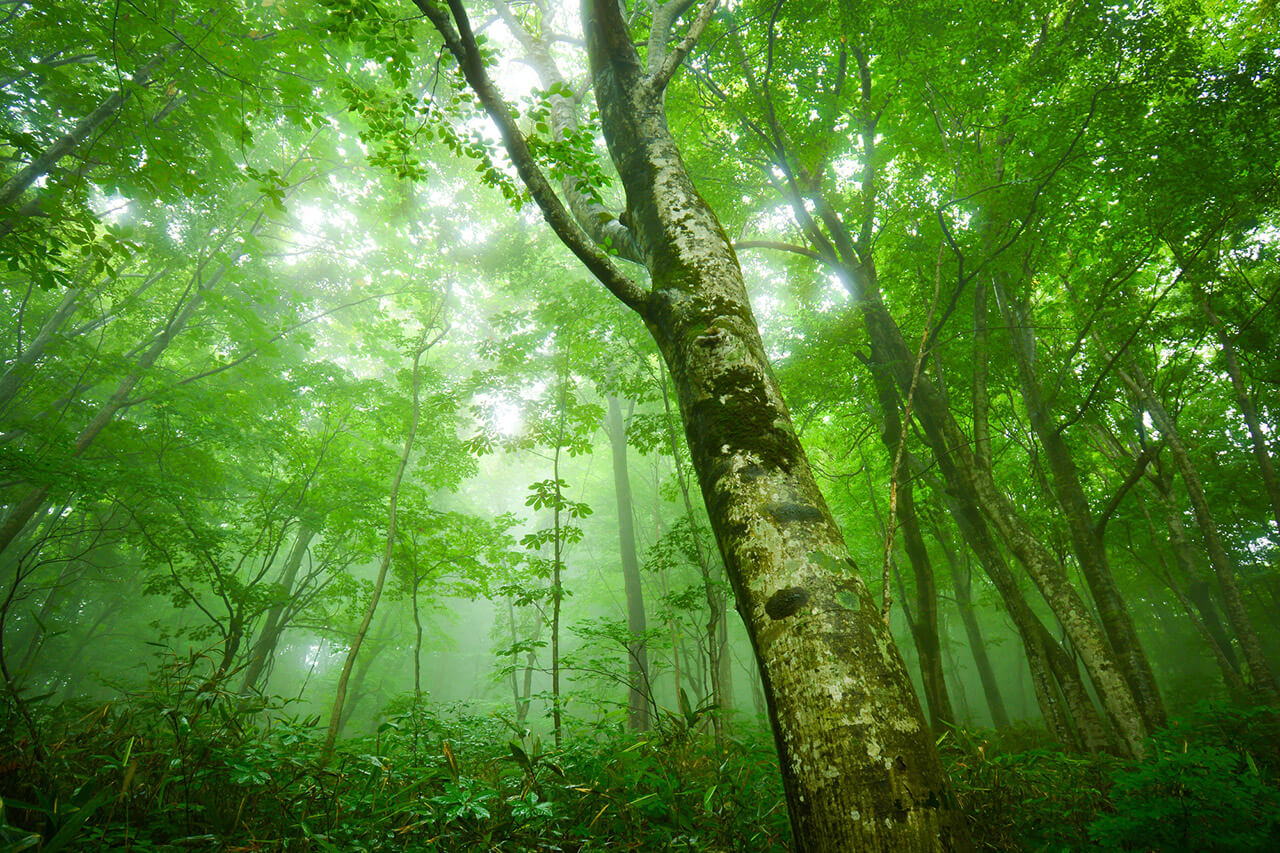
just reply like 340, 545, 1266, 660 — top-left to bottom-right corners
2, 656, 1278, 851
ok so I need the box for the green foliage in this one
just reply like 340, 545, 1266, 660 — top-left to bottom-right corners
944, 706, 1280, 851
1089, 706, 1280, 852
0, 665, 790, 851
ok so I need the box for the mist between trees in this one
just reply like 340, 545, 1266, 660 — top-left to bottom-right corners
2, 1, 1280, 851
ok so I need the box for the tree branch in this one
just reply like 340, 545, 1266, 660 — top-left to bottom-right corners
415, 0, 648, 313
650, 0, 718, 92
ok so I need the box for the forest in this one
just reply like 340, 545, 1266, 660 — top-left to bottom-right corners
2, 0, 1279, 850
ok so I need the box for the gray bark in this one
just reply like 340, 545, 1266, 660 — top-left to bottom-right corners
418, 2, 970, 847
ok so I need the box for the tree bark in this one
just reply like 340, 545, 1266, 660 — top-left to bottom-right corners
607, 396, 650, 731
418, 2, 970, 847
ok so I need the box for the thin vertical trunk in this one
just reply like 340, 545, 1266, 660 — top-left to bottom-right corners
324, 330, 435, 758
550, 382, 567, 749
661, 376, 726, 741
932, 523, 1011, 730
872, 367, 954, 732
607, 396, 650, 732
1121, 362, 1280, 705
411, 567, 424, 699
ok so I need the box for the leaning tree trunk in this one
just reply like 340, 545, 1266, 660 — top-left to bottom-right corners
415, 1, 969, 848
996, 282, 1165, 730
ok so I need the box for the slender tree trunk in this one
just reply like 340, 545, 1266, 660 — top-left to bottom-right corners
240, 524, 316, 693
1144, 462, 1243, 678
660, 376, 727, 741
932, 524, 1011, 730
872, 367, 954, 732
324, 330, 435, 758
1120, 361, 1280, 705
996, 281, 1164, 730
411, 569, 424, 699
1199, 290, 1280, 532
607, 396, 650, 732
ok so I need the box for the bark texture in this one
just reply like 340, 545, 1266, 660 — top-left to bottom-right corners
417, 1, 970, 847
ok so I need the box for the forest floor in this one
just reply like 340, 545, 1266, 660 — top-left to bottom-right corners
2, 670, 1279, 851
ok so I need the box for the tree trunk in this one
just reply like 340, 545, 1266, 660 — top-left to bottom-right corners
1120, 361, 1280, 705
607, 396, 650, 732
323, 330, 435, 758
872, 366, 955, 732
932, 524, 1011, 730
661, 375, 727, 742
995, 281, 1165, 730
1199, 289, 1280, 532
419, 3, 970, 847
241, 524, 317, 694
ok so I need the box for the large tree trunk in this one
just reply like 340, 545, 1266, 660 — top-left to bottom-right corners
607, 396, 650, 732
585, 10, 964, 848
419, 3, 969, 847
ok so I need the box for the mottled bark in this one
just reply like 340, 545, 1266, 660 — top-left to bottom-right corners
418, 2, 969, 847
607, 396, 650, 731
